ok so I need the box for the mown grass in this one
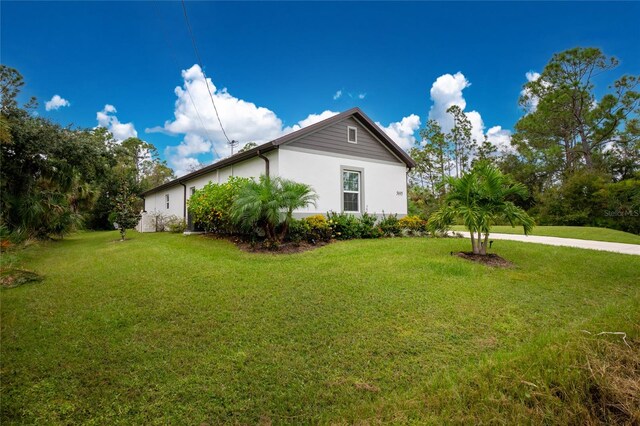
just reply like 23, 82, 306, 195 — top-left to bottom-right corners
1, 231, 639, 424
451, 225, 640, 244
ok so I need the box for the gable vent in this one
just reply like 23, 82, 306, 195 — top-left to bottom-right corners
347, 126, 357, 144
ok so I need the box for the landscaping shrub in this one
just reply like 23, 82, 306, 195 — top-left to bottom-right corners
326, 211, 362, 240
379, 214, 402, 237
358, 212, 383, 239
286, 215, 332, 244
303, 215, 332, 243
165, 216, 187, 233
398, 215, 428, 232
187, 177, 251, 234
286, 219, 310, 244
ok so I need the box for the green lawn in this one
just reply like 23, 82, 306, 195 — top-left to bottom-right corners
1, 232, 639, 424
451, 225, 640, 244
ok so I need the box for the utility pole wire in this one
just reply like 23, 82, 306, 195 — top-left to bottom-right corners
152, 3, 220, 159
180, 0, 232, 146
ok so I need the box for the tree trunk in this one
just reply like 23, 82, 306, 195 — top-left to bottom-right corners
263, 223, 275, 243
481, 233, 489, 255
279, 222, 288, 242
581, 136, 593, 169
120, 228, 126, 241
470, 231, 477, 254
455, 141, 460, 178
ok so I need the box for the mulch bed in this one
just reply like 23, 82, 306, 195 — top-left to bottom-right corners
455, 251, 514, 268
201, 234, 333, 254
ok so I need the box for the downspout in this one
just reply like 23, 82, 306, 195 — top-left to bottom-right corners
257, 150, 270, 177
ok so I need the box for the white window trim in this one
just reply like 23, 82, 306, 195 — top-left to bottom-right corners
165, 194, 170, 209
347, 126, 358, 144
341, 168, 363, 213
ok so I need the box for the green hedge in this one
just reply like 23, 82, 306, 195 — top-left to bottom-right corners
187, 177, 251, 234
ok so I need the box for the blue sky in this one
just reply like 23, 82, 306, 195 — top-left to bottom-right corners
3, 1, 639, 175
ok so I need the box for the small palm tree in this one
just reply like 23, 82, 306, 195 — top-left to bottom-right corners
231, 175, 317, 244
428, 162, 534, 255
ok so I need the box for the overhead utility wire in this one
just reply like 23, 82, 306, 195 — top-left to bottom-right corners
152, 3, 220, 159
180, 0, 232, 146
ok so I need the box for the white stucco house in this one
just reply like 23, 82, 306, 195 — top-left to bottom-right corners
138, 107, 415, 232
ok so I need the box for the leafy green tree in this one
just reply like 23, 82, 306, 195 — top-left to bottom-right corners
141, 162, 175, 192
474, 135, 497, 165
428, 162, 534, 255
238, 142, 257, 153
231, 176, 317, 244
516, 47, 639, 173
1, 66, 26, 113
603, 118, 640, 181
118, 137, 175, 191
1, 69, 106, 239
412, 119, 451, 193
408, 146, 435, 189
447, 105, 475, 177
111, 183, 142, 241
595, 177, 640, 234
0, 66, 176, 238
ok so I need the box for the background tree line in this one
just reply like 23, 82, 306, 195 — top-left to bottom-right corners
409, 47, 640, 234
0, 66, 175, 241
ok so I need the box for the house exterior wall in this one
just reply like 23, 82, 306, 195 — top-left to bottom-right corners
278, 147, 408, 216
140, 152, 276, 231
139, 115, 410, 232
143, 183, 185, 219
288, 116, 402, 164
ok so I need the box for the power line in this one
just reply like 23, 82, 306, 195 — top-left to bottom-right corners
180, 0, 232, 146
152, 4, 220, 159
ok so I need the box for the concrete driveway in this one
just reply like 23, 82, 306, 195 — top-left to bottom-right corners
453, 232, 640, 255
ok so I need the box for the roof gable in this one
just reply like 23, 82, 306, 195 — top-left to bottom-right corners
284, 116, 404, 164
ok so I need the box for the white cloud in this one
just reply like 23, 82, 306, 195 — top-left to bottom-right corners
428, 72, 470, 133
333, 90, 342, 100
376, 114, 421, 150
96, 105, 138, 141
164, 133, 215, 177
165, 155, 202, 176
45, 95, 70, 111
147, 64, 286, 174
358, 93, 366, 100
283, 110, 339, 134
96, 104, 138, 141
427, 71, 513, 154
486, 125, 513, 152
525, 71, 540, 82
520, 71, 541, 113
148, 64, 347, 176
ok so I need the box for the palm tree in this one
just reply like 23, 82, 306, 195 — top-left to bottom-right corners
231, 175, 317, 244
428, 162, 534, 255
